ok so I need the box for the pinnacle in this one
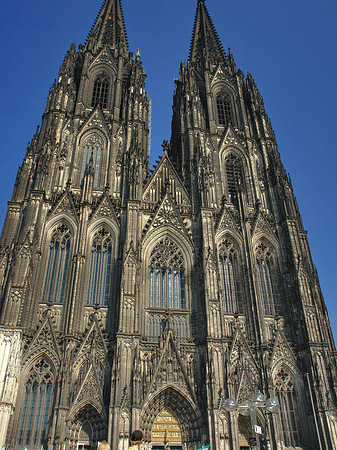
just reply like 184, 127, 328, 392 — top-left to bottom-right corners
85, 0, 129, 53
189, 0, 226, 65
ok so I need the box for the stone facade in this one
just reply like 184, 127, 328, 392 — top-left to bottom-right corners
0, 1, 336, 449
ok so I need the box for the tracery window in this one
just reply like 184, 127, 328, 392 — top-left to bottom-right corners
274, 368, 301, 447
80, 134, 103, 187
216, 91, 232, 126
224, 153, 244, 204
218, 239, 240, 313
87, 228, 113, 306
147, 312, 187, 338
42, 224, 71, 304
148, 238, 186, 309
18, 359, 54, 446
91, 73, 109, 109
256, 242, 277, 315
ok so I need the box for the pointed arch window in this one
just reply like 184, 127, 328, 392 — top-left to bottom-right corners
148, 238, 186, 309
274, 368, 301, 447
91, 73, 109, 109
224, 153, 244, 204
86, 227, 113, 306
80, 134, 104, 187
218, 239, 240, 313
216, 91, 232, 126
18, 358, 54, 446
256, 242, 278, 315
42, 224, 71, 304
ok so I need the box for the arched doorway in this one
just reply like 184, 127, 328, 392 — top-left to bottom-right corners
152, 408, 182, 450
68, 404, 107, 450
238, 415, 250, 450
77, 420, 93, 450
141, 387, 203, 448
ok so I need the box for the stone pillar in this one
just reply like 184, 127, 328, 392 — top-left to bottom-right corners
0, 326, 22, 447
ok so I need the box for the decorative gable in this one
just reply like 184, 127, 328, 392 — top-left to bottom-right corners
80, 108, 110, 137
215, 205, 240, 235
142, 193, 191, 242
89, 46, 117, 74
74, 316, 108, 368
23, 313, 61, 369
228, 327, 260, 393
251, 210, 276, 237
70, 363, 106, 419
146, 330, 196, 402
270, 329, 297, 373
211, 64, 231, 86
219, 124, 245, 151
90, 193, 119, 224
48, 190, 78, 221
143, 152, 190, 207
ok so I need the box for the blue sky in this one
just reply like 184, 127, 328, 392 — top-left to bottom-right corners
0, 0, 336, 338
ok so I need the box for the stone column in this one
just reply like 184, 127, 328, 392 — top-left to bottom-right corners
0, 326, 22, 447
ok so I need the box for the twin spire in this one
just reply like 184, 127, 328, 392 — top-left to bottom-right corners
189, 0, 226, 64
85, 0, 129, 53
85, 0, 225, 65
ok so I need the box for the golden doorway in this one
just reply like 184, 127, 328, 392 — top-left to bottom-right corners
151, 408, 182, 450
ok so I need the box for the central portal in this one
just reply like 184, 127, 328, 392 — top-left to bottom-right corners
151, 408, 182, 450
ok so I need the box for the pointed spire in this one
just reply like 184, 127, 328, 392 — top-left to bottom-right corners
189, 0, 226, 65
85, 0, 129, 53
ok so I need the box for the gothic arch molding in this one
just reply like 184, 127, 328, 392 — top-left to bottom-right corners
74, 127, 110, 188
21, 352, 57, 381
87, 219, 119, 248
271, 361, 301, 390
219, 146, 254, 205
140, 386, 203, 444
77, 127, 109, 149
215, 230, 243, 252
44, 215, 77, 240
89, 59, 117, 77
22, 320, 60, 369
219, 144, 248, 164
68, 403, 107, 443
142, 229, 194, 270
252, 231, 279, 252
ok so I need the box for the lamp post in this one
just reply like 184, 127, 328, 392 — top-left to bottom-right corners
223, 392, 280, 450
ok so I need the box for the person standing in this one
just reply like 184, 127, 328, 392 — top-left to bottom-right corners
129, 430, 143, 450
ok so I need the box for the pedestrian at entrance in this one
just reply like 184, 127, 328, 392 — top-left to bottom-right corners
129, 430, 143, 450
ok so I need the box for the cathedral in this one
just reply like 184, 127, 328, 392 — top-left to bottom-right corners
0, 0, 336, 449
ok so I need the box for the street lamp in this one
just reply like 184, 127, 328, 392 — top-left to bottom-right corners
223, 392, 280, 449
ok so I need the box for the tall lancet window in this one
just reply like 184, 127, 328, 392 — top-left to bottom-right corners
148, 238, 185, 309
42, 224, 71, 304
87, 228, 113, 306
80, 134, 103, 187
256, 241, 277, 315
274, 368, 301, 447
219, 239, 240, 313
91, 73, 109, 109
216, 91, 232, 126
224, 153, 244, 204
18, 359, 54, 446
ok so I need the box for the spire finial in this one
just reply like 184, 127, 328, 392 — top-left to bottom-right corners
162, 139, 169, 154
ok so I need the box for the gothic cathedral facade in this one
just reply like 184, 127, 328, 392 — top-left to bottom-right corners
0, 1, 336, 449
